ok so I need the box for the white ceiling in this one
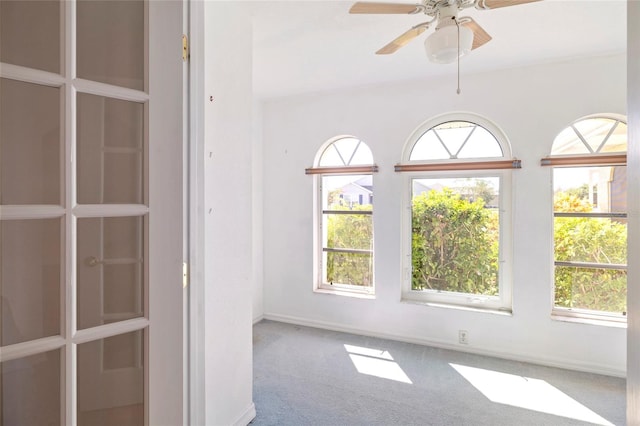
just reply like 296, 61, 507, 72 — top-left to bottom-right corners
250, 0, 626, 99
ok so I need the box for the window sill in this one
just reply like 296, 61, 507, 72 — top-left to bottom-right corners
551, 312, 627, 329
314, 286, 375, 299
401, 298, 512, 316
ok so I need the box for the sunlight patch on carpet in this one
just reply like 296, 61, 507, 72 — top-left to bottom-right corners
450, 363, 613, 426
344, 344, 413, 384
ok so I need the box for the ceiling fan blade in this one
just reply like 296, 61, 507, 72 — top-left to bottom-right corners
476, 0, 541, 10
461, 17, 492, 50
350, 2, 423, 14
376, 25, 428, 54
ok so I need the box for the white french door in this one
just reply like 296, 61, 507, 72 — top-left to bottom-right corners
0, 1, 184, 425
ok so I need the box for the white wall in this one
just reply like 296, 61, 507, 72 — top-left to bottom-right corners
194, 2, 255, 425
627, 1, 640, 421
253, 100, 265, 322
260, 54, 628, 376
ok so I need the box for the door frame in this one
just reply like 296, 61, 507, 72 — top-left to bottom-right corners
187, 0, 205, 424
147, 0, 184, 424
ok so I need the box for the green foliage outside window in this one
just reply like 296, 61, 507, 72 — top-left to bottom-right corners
411, 188, 499, 295
325, 200, 373, 286
553, 192, 627, 314
324, 182, 627, 313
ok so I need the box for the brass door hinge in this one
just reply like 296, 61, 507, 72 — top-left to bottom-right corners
182, 34, 189, 62
182, 262, 189, 288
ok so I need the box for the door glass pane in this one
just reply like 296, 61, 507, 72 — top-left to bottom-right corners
77, 330, 144, 426
0, 349, 61, 425
76, 0, 144, 91
0, 0, 61, 73
102, 329, 140, 370
77, 93, 144, 205
0, 78, 61, 205
77, 216, 144, 330
1, 218, 61, 346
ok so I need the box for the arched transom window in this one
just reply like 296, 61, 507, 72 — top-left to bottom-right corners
550, 116, 627, 156
307, 136, 377, 295
318, 137, 373, 167
544, 114, 627, 321
397, 113, 516, 311
409, 120, 504, 161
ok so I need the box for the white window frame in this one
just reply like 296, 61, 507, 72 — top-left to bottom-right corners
399, 113, 514, 312
543, 113, 628, 324
308, 136, 377, 297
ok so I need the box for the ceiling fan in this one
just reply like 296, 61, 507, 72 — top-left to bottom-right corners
350, 0, 541, 63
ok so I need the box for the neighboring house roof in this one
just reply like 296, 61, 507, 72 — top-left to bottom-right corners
341, 181, 372, 195
412, 181, 444, 195
354, 175, 372, 187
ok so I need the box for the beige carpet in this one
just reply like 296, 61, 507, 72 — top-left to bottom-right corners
252, 320, 625, 426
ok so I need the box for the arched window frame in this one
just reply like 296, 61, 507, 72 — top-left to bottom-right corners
307, 136, 378, 297
397, 112, 516, 311
542, 113, 628, 323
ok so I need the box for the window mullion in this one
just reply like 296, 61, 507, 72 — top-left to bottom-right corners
432, 128, 454, 159
595, 120, 619, 153
554, 212, 627, 218
454, 124, 477, 158
323, 210, 372, 215
345, 140, 362, 166
323, 248, 373, 255
571, 124, 595, 153
554, 260, 627, 270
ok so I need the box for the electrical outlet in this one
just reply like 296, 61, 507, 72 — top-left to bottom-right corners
458, 330, 469, 344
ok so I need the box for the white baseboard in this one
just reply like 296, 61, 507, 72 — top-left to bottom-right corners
262, 312, 626, 378
233, 402, 256, 426
253, 315, 264, 325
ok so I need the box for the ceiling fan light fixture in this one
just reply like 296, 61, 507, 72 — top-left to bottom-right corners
424, 24, 473, 64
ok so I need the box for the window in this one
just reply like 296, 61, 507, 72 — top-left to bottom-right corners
543, 115, 627, 322
307, 137, 377, 295
397, 114, 516, 311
